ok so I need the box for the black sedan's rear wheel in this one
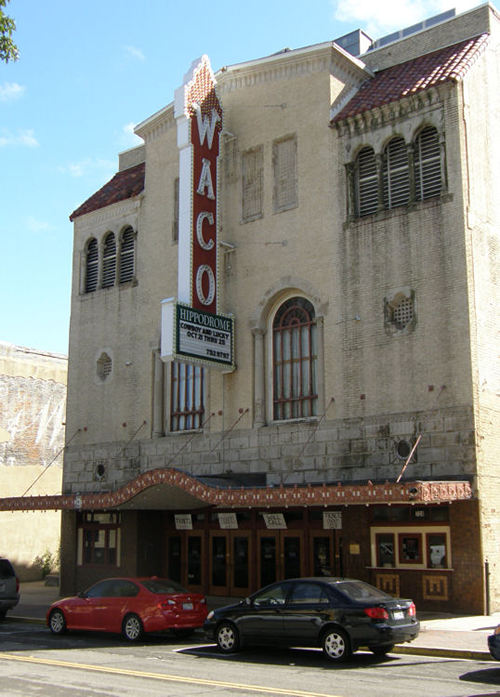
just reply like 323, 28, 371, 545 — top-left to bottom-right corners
122, 613, 144, 641
49, 608, 67, 635
322, 627, 351, 662
216, 621, 240, 653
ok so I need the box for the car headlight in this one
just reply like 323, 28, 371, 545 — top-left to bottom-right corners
207, 610, 214, 620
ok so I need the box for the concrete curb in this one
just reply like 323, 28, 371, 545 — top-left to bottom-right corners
393, 645, 493, 661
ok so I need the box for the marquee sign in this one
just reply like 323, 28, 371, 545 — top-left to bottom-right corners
161, 55, 234, 371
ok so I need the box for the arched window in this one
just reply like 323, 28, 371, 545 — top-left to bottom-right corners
414, 126, 442, 201
383, 137, 410, 209
102, 232, 116, 288
355, 146, 378, 217
119, 226, 135, 284
85, 238, 98, 293
273, 297, 317, 420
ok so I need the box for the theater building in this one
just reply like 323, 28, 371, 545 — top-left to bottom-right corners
30, 4, 499, 613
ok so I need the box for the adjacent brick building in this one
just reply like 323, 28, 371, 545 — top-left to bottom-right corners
0, 342, 66, 579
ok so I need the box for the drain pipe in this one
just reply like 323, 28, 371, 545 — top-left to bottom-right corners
485, 560, 490, 616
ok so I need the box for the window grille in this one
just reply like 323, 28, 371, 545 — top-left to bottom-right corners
414, 127, 442, 200
102, 233, 116, 288
119, 227, 135, 284
273, 136, 297, 213
391, 295, 414, 329
242, 146, 263, 221
273, 297, 318, 420
97, 352, 112, 380
383, 137, 410, 209
170, 361, 205, 431
355, 147, 378, 217
85, 238, 98, 293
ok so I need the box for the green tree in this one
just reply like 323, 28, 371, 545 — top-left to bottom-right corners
0, 0, 18, 63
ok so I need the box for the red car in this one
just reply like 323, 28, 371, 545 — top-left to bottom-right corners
47, 577, 207, 641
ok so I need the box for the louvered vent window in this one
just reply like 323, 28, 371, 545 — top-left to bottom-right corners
102, 233, 116, 288
414, 127, 442, 201
242, 146, 263, 222
85, 238, 98, 293
273, 297, 318, 421
355, 147, 378, 217
273, 136, 297, 213
97, 353, 112, 380
170, 361, 205, 432
119, 227, 135, 284
383, 137, 410, 209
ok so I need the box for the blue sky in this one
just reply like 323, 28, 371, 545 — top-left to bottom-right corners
1, 0, 477, 355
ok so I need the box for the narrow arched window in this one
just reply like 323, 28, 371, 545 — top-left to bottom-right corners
119, 226, 135, 284
355, 147, 378, 217
383, 137, 410, 209
85, 238, 98, 293
273, 297, 317, 421
102, 232, 116, 288
414, 126, 442, 201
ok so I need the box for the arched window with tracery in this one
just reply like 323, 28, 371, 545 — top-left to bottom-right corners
272, 297, 317, 420
102, 232, 116, 288
85, 238, 98, 293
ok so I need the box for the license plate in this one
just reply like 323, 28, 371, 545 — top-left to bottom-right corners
392, 610, 404, 620
182, 602, 193, 610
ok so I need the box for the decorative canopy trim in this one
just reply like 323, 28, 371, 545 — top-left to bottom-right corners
0, 468, 473, 512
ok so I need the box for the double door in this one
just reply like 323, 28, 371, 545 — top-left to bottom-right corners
257, 531, 304, 588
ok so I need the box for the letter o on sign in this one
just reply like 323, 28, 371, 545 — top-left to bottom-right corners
196, 265, 216, 306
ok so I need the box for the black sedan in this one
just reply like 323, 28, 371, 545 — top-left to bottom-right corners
488, 625, 500, 660
204, 577, 419, 662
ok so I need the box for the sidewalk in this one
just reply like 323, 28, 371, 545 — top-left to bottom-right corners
8, 581, 499, 661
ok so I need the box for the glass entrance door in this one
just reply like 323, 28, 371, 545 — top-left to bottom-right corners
258, 532, 304, 587
186, 532, 204, 592
209, 531, 252, 596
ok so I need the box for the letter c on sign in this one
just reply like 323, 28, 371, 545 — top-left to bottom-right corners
196, 265, 216, 306
196, 212, 215, 251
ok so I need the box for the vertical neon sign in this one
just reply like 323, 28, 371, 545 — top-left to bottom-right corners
175, 56, 222, 314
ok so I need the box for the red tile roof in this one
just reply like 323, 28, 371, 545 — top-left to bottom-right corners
332, 33, 489, 123
69, 161, 145, 221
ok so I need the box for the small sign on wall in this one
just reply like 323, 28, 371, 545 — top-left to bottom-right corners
263, 513, 287, 529
218, 512, 238, 529
174, 514, 193, 530
323, 511, 342, 529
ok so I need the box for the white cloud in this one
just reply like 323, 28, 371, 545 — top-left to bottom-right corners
0, 82, 25, 102
125, 45, 145, 61
26, 216, 52, 233
332, 0, 478, 38
59, 157, 116, 178
0, 129, 39, 148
